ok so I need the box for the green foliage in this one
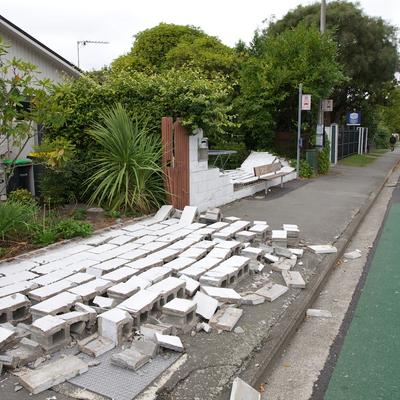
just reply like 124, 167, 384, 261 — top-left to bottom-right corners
29, 224, 58, 246
112, 23, 237, 77
373, 122, 392, 149
84, 104, 166, 213
55, 219, 92, 239
0, 200, 37, 239
72, 208, 87, 221
266, 1, 399, 124
7, 189, 36, 205
299, 159, 314, 178
30, 137, 76, 169
318, 142, 331, 175
209, 142, 249, 170
44, 68, 236, 149
105, 209, 122, 218
236, 24, 344, 149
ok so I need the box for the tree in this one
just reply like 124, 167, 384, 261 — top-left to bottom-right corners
0, 38, 55, 196
112, 23, 237, 77
235, 24, 345, 150
264, 1, 399, 124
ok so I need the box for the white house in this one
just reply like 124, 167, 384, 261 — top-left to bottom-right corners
0, 14, 80, 198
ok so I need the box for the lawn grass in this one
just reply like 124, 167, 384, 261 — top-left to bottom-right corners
339, 152, 385, 167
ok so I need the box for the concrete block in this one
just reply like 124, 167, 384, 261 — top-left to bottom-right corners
0, 271, 38, 288
78, 335, 115, 357
92, 296, 117, 309
86, 258, 127, 277
282, 270, 306, 288
164, 257, 197, 272
139, 323, 172, 339
241, 293, 265, 305
18, 355, 88, 395
210, 307, 243, 331
208, 247, 231, 260
118, 249, 149, 261
179, 206, 199, 225
241, 247, 263, 260
117, 289, 160, 325
154, 205, 175, 222
30, 292, 81, 319
108, 235, 135, 246
308, 244, 337, 254
179, 247, 208, 260
274, 247, 293, 259
201, 286, 242, 304
0, 281, 38, 299
68, 278, 113, 303
270, 258, 296, 272
101, 266, 138, 283
306, 309, 332, 318
223, 216, 241, 223
31, 315, 69, 352
65, 272, 96, 285
235, 231, 256, 243
257, 284, 288, 302
59, 311, 92, 335
147, 277, 186, 307
193, 291, 218, 320
111, 348, 150, 370
87, 243, 118, 254
126, 257, 163, 272
28, 279, 75, 302
168, 238, 199, 251
215, 240, 242, 253
344, 249, 362, 259
264, 253, 279, 263
107, 275, 150, 300
192, 240, 215, 251
155, 333, 184, 352
138, 267, 173, 284
0, 293, 31, 325
98, 308, 133, 345
74, 303, 97, 328
179, 275, 200, 296
230, 377, 261, 400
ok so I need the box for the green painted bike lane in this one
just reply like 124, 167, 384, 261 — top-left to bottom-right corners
325, 201, 400, 400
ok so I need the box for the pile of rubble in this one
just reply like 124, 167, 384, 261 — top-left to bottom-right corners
0, 204, 309, 396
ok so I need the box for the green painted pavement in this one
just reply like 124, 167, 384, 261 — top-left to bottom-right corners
325, 203, 400, 400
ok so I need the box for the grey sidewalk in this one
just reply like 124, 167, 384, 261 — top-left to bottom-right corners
158, 150, 400, 400
223, 151, 399, 243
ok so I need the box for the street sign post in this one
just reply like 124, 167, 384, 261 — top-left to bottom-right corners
322, 99, 333, 112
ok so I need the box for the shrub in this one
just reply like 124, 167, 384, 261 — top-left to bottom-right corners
30, 225, 58, 246
72, 208, 87, 221
55, 219, 92, 239
318, 141, 331, 175
299, 159, 314, 178
8, 189, 36, 205
0, 201, 37, 239
85, 104, 166, 213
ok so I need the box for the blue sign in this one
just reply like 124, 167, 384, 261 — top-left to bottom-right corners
346, 111, 361, 126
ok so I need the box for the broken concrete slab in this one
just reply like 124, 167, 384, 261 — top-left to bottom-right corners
288, 248, 304, 258
0, 271, 38, 289
0, 293, 31, 325
98, 308, 133, 345
264, 253, 279, 264
209, 307, 243, 331
196, 322, 212, 333
193, 291, 219, 320
230, 377, 261, 400
201, 286, 242, 304
111, 347, 150, 371
68, 278, 113, 303
78, 334, 115, 357
18, 355, 88, 394
282, 270, 306, 289
131, 339, 158, 358
241, 293, 265, 305
306, 309, 333, 318
0, 325, 17, 351
107, 276, 150, 301
274, 247, 293, 259
28, 279, 76, 302
308, 244, 337, 254
92, 296, 118, 309
154, 205, 175, 222
178, 275, 200, 297
138, 266, 173, 284
139, 323, 172, 340
155, 333, 184, 352
257, 284, 288, 302
0, 281, 38, 299
344, 249, 362, 259
208, 247, 232, 260
65, 272, 96, 285
101, 266, 138, 284
1, 337, 43, 368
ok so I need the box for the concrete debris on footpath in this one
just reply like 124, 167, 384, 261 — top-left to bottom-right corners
344, 249, 362, 259
0, 204, 336, 397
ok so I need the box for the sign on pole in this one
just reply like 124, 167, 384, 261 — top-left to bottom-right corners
322, 99, 333, 112
301, 94, 311, 111
346, 111, 361, 126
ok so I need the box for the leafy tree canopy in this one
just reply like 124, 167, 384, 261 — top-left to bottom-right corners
112, 23, 237, 76
260, 1, 399, 121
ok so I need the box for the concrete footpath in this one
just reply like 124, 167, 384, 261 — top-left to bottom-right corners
155, 150, 399, 400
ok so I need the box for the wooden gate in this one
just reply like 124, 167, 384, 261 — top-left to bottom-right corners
161, 117, 189, 210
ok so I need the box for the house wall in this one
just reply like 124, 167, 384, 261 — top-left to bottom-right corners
0, 21, 79, 198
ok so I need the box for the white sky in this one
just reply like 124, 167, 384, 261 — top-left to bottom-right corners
1, 0, 399, 71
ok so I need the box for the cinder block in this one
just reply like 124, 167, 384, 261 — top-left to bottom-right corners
98, 308, 133, 345
31, 315, 70, 352
0, 293, 31, 325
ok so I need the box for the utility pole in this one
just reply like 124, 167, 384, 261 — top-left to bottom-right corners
317, 0, 327, 146
297, 83, 303, 177
77, 40, 109, 69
